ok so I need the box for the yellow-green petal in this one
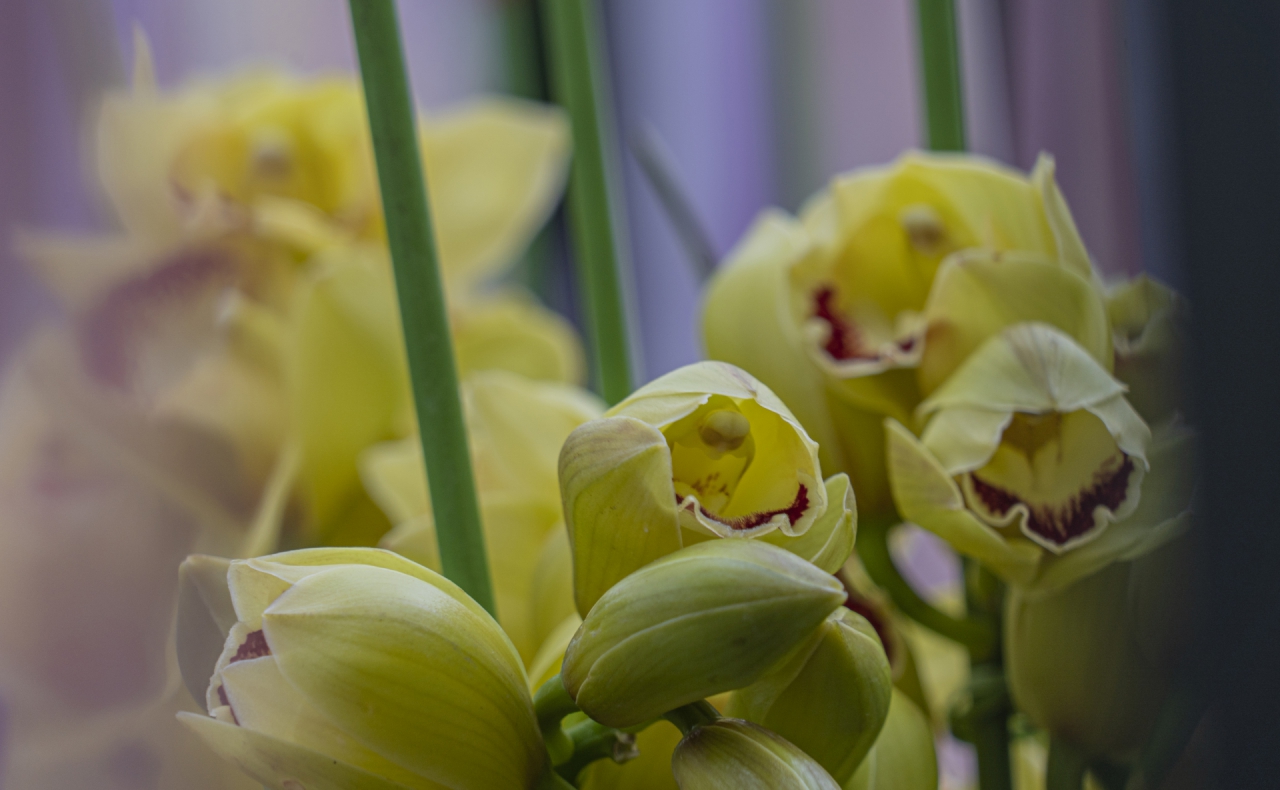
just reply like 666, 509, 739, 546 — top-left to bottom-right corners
559, 415, 683, 615
762, 473, 857, 573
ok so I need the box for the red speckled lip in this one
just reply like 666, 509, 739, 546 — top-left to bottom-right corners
684, 484, 810, 532
969, 454, 1136, 547
231, 629, 271, 663
812, 285, 917, 363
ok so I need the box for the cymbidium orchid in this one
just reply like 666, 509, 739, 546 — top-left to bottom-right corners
19, 44, 584, 550
176, 547, 552, 790
1105, 275, 1188, 427
886, 322, 1195, 590
703, 152, 1094, 517
843, 690, 939, 790
559, 360, 856, 614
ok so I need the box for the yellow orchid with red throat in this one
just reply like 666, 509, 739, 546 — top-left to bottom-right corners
704, 151, 1095, 519
558, 361, 856, 615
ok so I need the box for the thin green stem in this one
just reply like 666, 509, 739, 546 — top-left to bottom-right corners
855, 517, 997, 659
347, 0, 494, 613
539, 0, 633, 404
1046, 738, 1089, 790
556, 719, 638, 784
913, 0, 966, 151
534, 675, 581, 730
662, 700, 721, 736
1125, 681, 1209, 790
629, 124, 718, 282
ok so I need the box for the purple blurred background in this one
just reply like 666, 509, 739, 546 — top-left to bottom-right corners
0, 0, 1169, 385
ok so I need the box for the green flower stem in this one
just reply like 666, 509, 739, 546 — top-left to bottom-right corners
662, 700, 721, 736
540, 0, 633, 404
1125, 681, 1209, 790
1046, 738, 1089, 790
855, 516, 997, 659
534, 675, 581, 731
913, 0, 966, 151
347, 0, 495, 614
556, 719, 638, 784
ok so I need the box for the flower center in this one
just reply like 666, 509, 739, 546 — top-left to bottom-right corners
899, 203, 948, 254
962, 410, 1137, 550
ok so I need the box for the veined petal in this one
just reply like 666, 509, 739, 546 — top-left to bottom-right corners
177, 555, 236, 709
287, 260, 408, 538
1031, 154, 1095, 282
886, 420, 1039, 585
559, 416, 682, 615
179, 714, 432, 790
1029, 425, 1195, 592
762, 474, 857, 573
609, 362, 826, 539
262, 564, 544, 789
918, 324, 1150, 554
919, 251, 1112, 395
422, 97, 570, 287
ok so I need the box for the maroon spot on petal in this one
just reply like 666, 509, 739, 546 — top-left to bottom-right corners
78, 247, 239, 390
691, 484, 811, 532
216, 684, 240, 725
231, 630, 271, 663
969, 455, 1136, 547
897, 336, 917, 353
813, 286, 868, 361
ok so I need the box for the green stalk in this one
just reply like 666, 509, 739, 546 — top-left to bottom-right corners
855, 517, 998, 659
1046, 738, 1088, 790
347, 0, 495, 614
539, 0, 633, 404
914, 0, 966, 151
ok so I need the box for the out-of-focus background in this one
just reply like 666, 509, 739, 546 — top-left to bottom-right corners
0, 1, 1193, 788
0, 0, 1171, 382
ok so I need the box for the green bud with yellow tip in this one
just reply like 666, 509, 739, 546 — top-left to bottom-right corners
561, 540, 847, 729
671, 719, 840, 790
175, 547, 550, 790
728, 608, 892, 784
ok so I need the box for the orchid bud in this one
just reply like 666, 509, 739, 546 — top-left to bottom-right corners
561, 540, 846, 728
559, 361, 828, 614
728, 609, 892, 783
176, 547, 548, 790
671, 719, 840, 790
1004, 528, 1202, 761
844, 690, 938, 790
1106, 275, 1187, 427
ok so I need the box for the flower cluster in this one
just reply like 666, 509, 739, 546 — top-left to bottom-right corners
704, 152, 1195, 762
5, 34, 1197, 790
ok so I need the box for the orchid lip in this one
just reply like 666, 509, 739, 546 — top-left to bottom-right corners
678, 483, 810, 534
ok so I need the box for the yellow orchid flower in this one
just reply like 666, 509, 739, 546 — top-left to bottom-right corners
559, 361, 854, 614
704, 152, 1094, 518
361, 370, 604, 662
92, 37, 570, 287
886, 323, 1196, 591
176, 547, 550, 790
671, 719, 841, 790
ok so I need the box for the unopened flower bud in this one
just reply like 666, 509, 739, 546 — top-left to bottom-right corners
672, 719, 840, 790
176, 547, 547, 789
562, 540, 846, 728
728, 609, 892, 784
